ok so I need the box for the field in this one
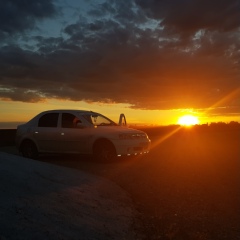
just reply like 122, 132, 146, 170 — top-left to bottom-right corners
0, 125, 239, 239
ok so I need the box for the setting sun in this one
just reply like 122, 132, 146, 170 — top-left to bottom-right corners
177, 115, 199, 126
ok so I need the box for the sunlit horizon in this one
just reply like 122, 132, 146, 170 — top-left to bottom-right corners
0, 99, 239, 129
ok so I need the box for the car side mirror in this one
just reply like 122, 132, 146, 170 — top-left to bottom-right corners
119, 113, 127, 126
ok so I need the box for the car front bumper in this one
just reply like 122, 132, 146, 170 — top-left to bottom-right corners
112, 139, 151, 156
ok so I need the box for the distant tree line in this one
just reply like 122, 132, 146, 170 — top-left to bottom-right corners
191, 121, 240, 131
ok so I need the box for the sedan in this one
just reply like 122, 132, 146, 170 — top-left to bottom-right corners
16, 110, 151, 161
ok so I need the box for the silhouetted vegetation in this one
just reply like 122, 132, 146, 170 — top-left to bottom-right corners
0, 129, 16, 147
135, 121, 240, 139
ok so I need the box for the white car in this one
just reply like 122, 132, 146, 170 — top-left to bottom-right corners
16, 110, 151, 161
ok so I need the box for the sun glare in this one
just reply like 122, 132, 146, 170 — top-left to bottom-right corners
177, 115, 199, 126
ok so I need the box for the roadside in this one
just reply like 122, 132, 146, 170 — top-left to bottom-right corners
0, 146, 18, 155
0, 152, 140, 240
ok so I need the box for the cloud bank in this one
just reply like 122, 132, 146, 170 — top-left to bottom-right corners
0, 0, 239, 115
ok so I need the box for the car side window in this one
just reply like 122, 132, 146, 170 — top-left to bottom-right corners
38, 113, 59, 127
62, 113, 82, 128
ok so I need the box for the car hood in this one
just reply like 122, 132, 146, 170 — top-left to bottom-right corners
94, 126, 147, 135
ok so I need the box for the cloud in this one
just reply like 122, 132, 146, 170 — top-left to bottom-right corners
135, 0, 240, 35
0, 0, 56, 39
0, 0, 239, 117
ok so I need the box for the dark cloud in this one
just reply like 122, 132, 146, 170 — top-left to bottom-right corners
0, 0, 239, 117
135, 0, 240, 35
0, 0, 56, 38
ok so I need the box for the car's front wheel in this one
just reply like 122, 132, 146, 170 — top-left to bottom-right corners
93, 140, 117, 162
21, 140, 38, 159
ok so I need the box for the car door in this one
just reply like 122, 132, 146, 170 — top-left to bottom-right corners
59, 113, 92, 153
33, 112, 61, 152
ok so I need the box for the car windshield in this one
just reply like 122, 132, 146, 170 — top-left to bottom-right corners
83, 114, 117, 126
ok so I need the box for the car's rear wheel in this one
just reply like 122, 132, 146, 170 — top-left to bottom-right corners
93, 140, 117, 162
21, 140, 38, 159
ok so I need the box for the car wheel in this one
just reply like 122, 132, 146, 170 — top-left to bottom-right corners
21, 140, 38, 159
93, 140, 117, 162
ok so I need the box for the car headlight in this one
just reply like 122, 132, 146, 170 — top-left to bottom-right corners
119, 133, 147, 140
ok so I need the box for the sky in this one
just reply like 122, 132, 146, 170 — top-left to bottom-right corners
0, 0, 240, 127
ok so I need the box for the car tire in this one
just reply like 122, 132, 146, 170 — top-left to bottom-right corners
93, 140, 117, 162
21, 140, 38, 159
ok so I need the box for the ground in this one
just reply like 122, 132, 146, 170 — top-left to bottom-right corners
0, 125, 239, 239
0, 152, 138, 240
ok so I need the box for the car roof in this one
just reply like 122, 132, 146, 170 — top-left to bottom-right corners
40, 109, 97, 114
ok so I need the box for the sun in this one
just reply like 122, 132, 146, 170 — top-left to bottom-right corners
177, 115, 199, 126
